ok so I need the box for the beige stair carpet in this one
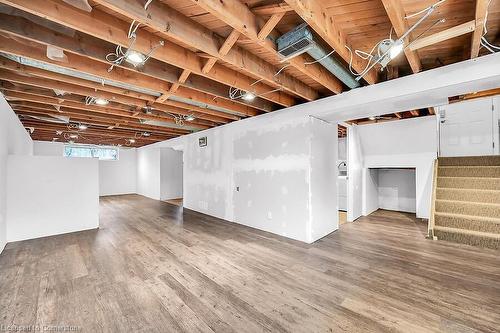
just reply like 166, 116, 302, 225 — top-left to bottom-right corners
433, 155, 500, 249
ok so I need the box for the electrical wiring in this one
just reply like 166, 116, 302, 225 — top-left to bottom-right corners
405, 0, 447, 19
480, 0, 500, 53
105, 20, 164, 72
303, 49, 336, 65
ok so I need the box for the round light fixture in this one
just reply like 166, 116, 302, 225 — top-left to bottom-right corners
185, 114, 195, 122
369, 116, 376, 120
389, 40, 404, 60
242, 91, 256, 101
129, 139, 136, 143
125, 50, 146, 66
78, 124, 88, 130
94, 97, 109, 106
142, 132, 151, 137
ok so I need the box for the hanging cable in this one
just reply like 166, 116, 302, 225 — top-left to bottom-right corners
303, 49, 336, 65
480, 0, 500, 53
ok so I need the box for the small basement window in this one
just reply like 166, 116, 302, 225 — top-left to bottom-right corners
64, 145, 118, 161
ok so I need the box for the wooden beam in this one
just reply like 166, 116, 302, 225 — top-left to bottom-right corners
218, 30, 241, 56
471, 0, 489, 58
3, 90, 212, 130
0, 11, 268, 113
428, 107, 435, 115
202, 30, 240, 74
0, 32, 251, 119
381, 0, 422, 73
251, 3, 292, 15
0, 73, 230, 125
463, 88, 500, 100
284, 0, 378, 84
409, 21, 475, 51
90, 0, 309, 102
257, 13, 286, 40
0, 0, 295, 107
410, 110, 420, 117
194, 0, 344, 94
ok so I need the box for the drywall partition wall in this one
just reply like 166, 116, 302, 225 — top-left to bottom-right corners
33, 141, 138, 196
357, 116, 437, 218
348, 125, 364, 222
145, 113, 338, 243
378, 169, 417, 213
137, 147, 161, 200
0, 96, 33, 252
363, 168, 379, 216
160, 148, 183, 200
100, 148, 137, 196
309, 117, 338, 241
232, 117, 311, 241
33, 140, 65, 156
6, 155, 99, 242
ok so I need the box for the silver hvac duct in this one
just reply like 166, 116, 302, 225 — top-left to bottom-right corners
277, 24, 360, 89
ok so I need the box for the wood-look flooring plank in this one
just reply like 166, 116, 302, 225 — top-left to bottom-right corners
0, 195, 499, 332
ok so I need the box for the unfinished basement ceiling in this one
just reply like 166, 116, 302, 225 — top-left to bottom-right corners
0, 0, 497, 147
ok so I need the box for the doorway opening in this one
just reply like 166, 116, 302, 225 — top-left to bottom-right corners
161, 148, 184, 207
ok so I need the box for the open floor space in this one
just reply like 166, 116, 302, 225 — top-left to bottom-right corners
1, 195, 498, 332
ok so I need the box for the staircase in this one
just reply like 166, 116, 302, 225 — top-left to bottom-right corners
429, 155, 500, 249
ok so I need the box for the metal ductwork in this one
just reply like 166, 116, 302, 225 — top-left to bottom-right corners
277, 23, 360, 89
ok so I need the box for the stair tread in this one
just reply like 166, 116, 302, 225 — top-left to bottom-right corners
434, 226, 500, 239
436, 187, 500, 192
439, 165, 500, 168
435, 212, 500, 223
435, 199, 500, 207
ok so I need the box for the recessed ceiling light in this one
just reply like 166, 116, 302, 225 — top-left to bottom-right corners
129, 139, 136, 143
125, 50, 146, 66
185, 114, 195, 122
94, 97, 109, 106
369, 116, 376, 120
78, 124, 88, 130
142, 132, 151, 137
242, 91, 256, 101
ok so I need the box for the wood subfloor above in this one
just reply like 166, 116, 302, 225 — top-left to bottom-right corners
0, 195, 498, 332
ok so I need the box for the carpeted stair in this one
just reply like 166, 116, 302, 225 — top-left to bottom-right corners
431, 155, 500, 249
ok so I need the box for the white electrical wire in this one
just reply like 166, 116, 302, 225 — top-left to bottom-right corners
303, 49, 336, 65
480, 0, 500, 53
405, 0, 447, 19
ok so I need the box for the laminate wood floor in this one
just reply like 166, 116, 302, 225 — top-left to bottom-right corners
1, 195, 499, 332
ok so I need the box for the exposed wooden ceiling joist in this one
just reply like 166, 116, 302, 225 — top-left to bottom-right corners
0, 15, 265, 115
283, 0, 378, 84
193, 0, 345, 94
471, 0, 489, 58
92, 0, 318, 101
381, 0, 422, 73
0, 0, 296, 107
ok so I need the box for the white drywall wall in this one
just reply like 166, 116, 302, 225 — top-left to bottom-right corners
0, 97, 33, 252
357, 117, 437, 218
362, 168, 379, 216
137, 147, 161, 200
160, 148, 183, 200
141, 114, 337, 243
6, 155, 99, 242
378, 169, 416, 213
99, 148, 137, 196
33, 141, 137, 196
309, 118, 338, 241
137, 54, 499, 242
347, 125, 364, 222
